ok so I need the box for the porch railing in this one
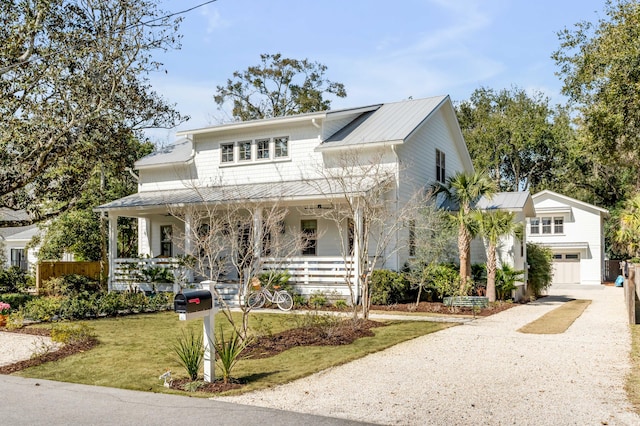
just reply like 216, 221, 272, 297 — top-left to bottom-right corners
111, 256, 357, 295
261, 256, 355, 286
112, 257, 180, 291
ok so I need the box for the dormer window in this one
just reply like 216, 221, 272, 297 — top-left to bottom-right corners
221, 143, 234, 163
275, 137, 289, 158
257, 139, 270, 159
239, 141, 252, 161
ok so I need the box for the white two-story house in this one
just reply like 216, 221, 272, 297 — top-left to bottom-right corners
97, 96, 475, 300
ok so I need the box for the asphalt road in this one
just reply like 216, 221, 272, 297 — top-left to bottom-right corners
0, 375, 370, 425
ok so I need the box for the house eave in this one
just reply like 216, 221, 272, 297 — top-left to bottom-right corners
314, 139, 404, 153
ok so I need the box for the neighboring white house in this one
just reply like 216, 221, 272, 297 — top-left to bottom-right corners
0, 209, 38, 272
97, 95, 476, 300
528, 190, 609, 286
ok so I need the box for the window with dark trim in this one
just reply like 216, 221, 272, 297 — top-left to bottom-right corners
301, 219, 317, 255
10, 248, 27, 271
436, 149, 446, 183
160, 225, 173, 257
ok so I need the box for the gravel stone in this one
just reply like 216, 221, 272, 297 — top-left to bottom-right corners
215, 285, 640, 425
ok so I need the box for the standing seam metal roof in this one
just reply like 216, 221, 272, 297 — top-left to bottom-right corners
319, 96, 447, 149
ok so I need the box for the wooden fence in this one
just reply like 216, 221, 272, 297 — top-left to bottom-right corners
36, 261, 105, 292
625, 264, 640, 324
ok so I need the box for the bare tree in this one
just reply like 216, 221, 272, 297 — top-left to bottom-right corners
303, 149, 424, 319
170, 187, 305, 341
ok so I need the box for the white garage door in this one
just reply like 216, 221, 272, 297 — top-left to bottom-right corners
551, 253, 581, 285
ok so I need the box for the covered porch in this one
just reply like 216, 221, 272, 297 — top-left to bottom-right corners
96, 180, 371, 303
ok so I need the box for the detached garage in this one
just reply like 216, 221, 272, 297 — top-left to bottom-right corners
529, 191, 609, 286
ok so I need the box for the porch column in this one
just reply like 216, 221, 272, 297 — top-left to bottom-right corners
138, 218, 151, 256
108, 213, 118, 292
184, 212, 194, 283
253, 207, 263, 259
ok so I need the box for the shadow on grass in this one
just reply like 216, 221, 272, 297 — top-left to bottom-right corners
240, 370, 281, 383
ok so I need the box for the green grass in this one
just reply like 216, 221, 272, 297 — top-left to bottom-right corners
517, 299, 591, 334
16, 311, 452, 396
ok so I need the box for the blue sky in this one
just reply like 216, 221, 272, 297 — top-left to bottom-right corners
146, 0, 606, 144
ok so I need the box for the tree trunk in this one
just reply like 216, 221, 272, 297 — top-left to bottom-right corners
458, 226, 471, 293
486, 244, 497, 302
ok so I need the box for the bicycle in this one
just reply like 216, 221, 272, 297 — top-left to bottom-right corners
246, 284, 294, 311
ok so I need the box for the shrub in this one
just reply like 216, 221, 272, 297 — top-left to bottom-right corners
334, 299, 348, 310
0, 293, 34, 309
308, 291, 328, 308
173, 329, 204, 381
0, 266, 31, 293
426, 263, 460, 300
51, 322, 96, 345
212, 326, 251, 384
258, 270, 291, 289
23, 297, 63, 322
495, 265, 524, 301
526, 243, 553, 299
370, 269, 410, 305
42, 275, 100, 297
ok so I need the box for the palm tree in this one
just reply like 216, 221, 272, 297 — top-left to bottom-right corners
431, 172, 497, 291
616, 193, 640, 258
475, 210, 520, 302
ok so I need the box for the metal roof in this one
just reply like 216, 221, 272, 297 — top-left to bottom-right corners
439, 192, 535, 217
318, 96, 447, 151
96, 177, 384, 212
135, 138, 193, 169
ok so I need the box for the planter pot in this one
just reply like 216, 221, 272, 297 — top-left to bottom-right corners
0, 314, 7, 327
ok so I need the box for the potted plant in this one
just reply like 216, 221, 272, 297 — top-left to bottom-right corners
0, 301, 11, 327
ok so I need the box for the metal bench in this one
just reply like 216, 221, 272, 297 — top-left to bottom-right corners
443, 296, 489, 309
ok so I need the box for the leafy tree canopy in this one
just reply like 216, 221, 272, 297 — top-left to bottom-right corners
456, 86, 573, 192
553, 0, 640, 206
214, 53, 347, 121
0, 0, 187, 225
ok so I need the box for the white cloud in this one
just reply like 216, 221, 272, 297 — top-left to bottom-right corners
200, 5, 230, 34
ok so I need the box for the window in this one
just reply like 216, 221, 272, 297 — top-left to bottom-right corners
221, 143, 234, 163
408, 220, 416, 256
239, 140, 252, 161
542, 217, 552, 234
160, 225, 173, 257
301, 220, 317, 255
554, 217, 564, 234
436, 149, 446, 183
275, 137, 289, 158
10, 249, 27, 271
530, 218, 540, 234
565, 253, 579, 260
553, 253, 562, 260
256, 139, 270, 159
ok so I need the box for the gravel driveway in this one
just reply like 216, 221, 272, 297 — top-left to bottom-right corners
215, 285, 640, 425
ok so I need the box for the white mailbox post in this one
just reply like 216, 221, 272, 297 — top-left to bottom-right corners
174, 283, 218, 383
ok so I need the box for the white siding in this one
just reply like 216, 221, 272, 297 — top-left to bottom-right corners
529, 195, 605, 286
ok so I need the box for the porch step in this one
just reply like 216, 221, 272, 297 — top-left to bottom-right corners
212, 282, 241, 308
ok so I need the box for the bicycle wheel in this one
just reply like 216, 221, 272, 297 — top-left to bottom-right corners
275, 291, 293, 311
247, 291, 266, 308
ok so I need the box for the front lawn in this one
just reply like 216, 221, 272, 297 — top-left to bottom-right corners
14, 311, 453, 396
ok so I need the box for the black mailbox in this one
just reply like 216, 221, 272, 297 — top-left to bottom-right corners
174, 290, 212, 314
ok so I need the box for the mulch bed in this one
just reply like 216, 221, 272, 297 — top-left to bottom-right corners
371, 300, 519, 316
0, 326, 99, 375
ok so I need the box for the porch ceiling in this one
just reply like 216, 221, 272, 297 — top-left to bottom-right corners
95, 177, 381, 214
